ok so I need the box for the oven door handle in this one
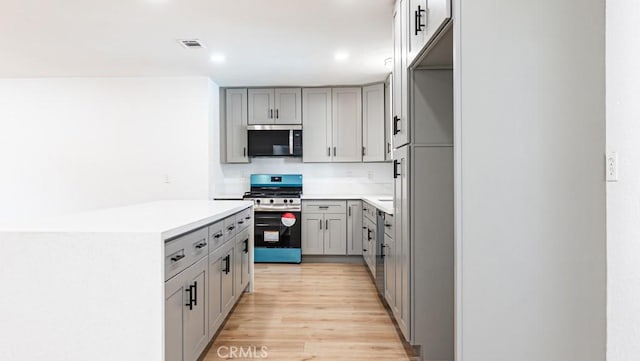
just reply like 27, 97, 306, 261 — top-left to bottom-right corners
255, 223, 274, 227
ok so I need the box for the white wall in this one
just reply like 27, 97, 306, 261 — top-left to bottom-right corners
455, 0, 605, 360
0, 77, 212, 223
215, 159, 392, 196
606, 1, 640, 360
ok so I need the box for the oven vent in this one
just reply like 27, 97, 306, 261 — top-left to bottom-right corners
178, 39, 205, 49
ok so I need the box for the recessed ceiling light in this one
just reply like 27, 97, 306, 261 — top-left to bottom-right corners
334, 51, 350, 62
210, 54, 226, 63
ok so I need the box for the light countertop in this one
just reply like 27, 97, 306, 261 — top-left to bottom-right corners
0, 200, 253, 239
212, 194, 394, 214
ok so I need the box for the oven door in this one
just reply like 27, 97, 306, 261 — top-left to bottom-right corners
254, 210, 302, 248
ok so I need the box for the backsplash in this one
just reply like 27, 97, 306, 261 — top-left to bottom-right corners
213, 158, 393, 196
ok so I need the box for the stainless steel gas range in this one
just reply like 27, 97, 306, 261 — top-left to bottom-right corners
243, 174, 303, 263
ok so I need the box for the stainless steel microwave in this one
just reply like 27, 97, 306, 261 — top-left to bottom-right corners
247, 125, 303, 157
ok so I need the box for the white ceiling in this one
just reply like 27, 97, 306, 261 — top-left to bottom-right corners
0, 0, 394, 86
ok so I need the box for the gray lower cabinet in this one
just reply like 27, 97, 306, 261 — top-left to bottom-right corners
346, 201, 363, 255
383, 217, 396, 312
301, 212, 347, 255
165, 255, 209, 361
362, 214, 376, 275
167, 207, 253, 361
394, 144, 454, 360
301, 201, 348, 255
235, 228, 251, 294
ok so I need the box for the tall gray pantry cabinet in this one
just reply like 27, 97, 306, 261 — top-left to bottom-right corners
391, 0, 454, 359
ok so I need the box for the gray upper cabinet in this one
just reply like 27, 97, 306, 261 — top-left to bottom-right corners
363, 83, 386, 162
407, 0, 452, 66
248, 88, 302, 125
332, 87, 363, 162
303, 88, 333, 163
274, 88, 302, 124
393, 0, 409, 148
384, 75, 393, 161
248, 88, 275, 124
225, 88, 249, 163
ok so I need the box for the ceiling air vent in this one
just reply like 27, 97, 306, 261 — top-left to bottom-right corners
178, 39, 205, 49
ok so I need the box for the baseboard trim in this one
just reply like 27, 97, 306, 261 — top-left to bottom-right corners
301, 255, 365, 264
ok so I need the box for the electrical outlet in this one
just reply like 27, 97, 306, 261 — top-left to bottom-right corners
606, 152, 618, 182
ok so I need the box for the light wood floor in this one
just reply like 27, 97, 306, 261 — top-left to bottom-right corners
203, 263, 416, 361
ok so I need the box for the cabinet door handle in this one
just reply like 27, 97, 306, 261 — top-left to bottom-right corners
325, 220, 329, 229
276, 109, 279, 119
243, 147, 246, 157
170, 253, 185, 262
348, 207, 351, 217
393, 160, 400, 179
185, 285, 194, 310
393, 116, 401, 135
243, 239, 249, 253
380, 244, 386, 258
192, 281, 198, 306
223, 255, 231, 274
362, 146, 366, 156
333, 147, 336, 156
319, 219, 322, 230
415, 5, 426, 35
387, 142, 391, 154
269, 109, 273, 119
327, 147, 331, 156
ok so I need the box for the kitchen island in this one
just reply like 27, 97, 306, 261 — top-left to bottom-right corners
0, 200, 253, 361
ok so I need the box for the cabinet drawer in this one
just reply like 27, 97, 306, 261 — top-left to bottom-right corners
362, 202, 377, 222
384, 213, 394, 238
224, 215, 238, 240
164, 227, 208, 281
235, 208, 252, 231
208, 220, 226, 252
302, 200, 347, 214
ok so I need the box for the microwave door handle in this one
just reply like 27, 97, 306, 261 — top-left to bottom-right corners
289, 130, 294, 155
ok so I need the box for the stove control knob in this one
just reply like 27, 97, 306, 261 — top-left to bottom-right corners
283, 199, 288, 203
289, 199, 294, 203
256, 199, 261, 204
270, 199, 274, 204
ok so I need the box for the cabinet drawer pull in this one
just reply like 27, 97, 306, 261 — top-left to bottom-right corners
318, 206, 329, 209
237, 220, 245, 225
245, 216, 251, 220
227, 225, 236, 231
195, 240, 208, 249
385, 223, 392, 228
170, 254, 185, 262
213, 232, 223, 239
